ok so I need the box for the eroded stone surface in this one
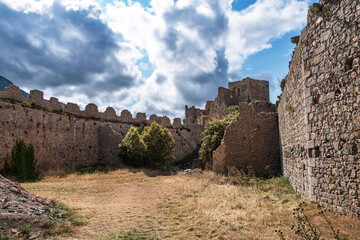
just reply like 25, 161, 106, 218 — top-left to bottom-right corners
278, 0, 360, 218
213, 104, 280, 177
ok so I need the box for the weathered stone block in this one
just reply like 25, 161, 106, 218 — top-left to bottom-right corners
135, 112, 147, 123
28, 89, 45, 106
149, 114, 160, 124
85, 104, 99, 118
173, 118, 182, 128
103, 107, 117, 120
49, 97, 62, 111
160, 116, 171, 128
120, 110, 133, 122
0, 85, 25, 102
65, 103, 81, 115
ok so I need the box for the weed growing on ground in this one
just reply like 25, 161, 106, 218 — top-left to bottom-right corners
69, 216, 84, 226
43, 206, 61, 218
41, 220, 56, 229
19, 223, 31, 237
40, 225, 73, 239
107, 228, 158, 240
276, 202, 348, 240
50, 200, 85, 226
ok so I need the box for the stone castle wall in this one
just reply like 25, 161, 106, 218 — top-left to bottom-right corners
0, 86, 201, 172
213, 103, 280, 176
228, 77, 269, 103
185, 77, 272, 125
278, 0, 360, 218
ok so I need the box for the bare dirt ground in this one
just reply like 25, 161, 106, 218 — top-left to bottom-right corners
21, 169, 360, 240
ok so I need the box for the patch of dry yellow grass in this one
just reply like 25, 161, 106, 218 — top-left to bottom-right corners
21, 169, 360, 240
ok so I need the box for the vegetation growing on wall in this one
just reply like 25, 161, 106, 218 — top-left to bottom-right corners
118, 123, 175, 167
4, 139, 37, 181
198, 107, 239, 169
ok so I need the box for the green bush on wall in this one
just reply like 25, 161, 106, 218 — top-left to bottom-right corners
6, 139, 37, 181
198, 106, 239, 169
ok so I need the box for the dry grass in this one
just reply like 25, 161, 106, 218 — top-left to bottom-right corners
21, 169, 360, 240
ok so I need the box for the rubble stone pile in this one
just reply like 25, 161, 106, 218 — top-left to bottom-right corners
0, 175, 68, 237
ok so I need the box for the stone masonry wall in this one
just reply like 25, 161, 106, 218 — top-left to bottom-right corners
0, 87, 201, 172
278, 0, 360, 218
0, 101, 100, 172
213, 104, 280, 176
185, 77, 271, 125
228, 77, 269, 103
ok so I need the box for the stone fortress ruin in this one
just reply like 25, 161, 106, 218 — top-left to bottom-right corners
0, 0, 358, 220
184, 77, 280, 177
0, 85, 202, 172
184, 77, 271, 125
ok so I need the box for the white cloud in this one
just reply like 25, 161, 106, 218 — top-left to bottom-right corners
226, 0, 308, 72
0, 0, 311, 119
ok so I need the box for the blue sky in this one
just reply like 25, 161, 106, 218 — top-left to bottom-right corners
0, 0, 316, 118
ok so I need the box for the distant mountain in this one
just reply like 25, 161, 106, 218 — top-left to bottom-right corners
0, 75, 29, 98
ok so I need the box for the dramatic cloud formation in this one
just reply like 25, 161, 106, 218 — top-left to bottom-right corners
0, 0, 310, 118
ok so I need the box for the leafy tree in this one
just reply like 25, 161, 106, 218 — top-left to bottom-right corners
7, 139, 37, 181
141, 123, 175, 166
118, 123, 175, 167
198, 107, 239, 169
118, 127, 147, 167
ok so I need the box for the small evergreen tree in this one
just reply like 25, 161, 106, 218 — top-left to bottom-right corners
118, 127, 147, 167
8, 139, 37, 181
198, 107, 239, 169
141, 123, 175, 166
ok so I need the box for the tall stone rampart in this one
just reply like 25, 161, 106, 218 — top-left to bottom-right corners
278, 0, 360, 218
0, 86, 201, 172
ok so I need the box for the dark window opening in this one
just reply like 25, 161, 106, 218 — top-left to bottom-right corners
335, 89, 341, 96
314, 147, 320, 158
352, 144, 358, 155
344, 58, 353, 71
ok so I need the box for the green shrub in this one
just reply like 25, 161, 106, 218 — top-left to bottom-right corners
118, 123, 175, 167
19, 224, 31, 237
285, 103, 294, 112
43, 206, 62, 218
69, 216, 84, 226
6, 139, 37, 181
141, 123, 175, 166
198, 107, 239, 169
310, 6, 320, 15
41, 220, 56, 229
119, 127, 148, 167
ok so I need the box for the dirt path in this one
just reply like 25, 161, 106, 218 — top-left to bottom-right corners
21, 169, 360, 240
23, 170, 178, 239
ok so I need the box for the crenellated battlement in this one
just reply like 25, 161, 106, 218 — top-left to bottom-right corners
0, 84, 202, 173
0, 85, 183, 128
